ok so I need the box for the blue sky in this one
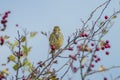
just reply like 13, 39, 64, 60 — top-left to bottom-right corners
0, 0, 120, 80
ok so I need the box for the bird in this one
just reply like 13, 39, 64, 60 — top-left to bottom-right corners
49, 26, 64, 54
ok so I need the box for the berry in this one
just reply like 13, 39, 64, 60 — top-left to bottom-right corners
0, 37, 4, 45
97, 57, 101, 61
3, 24, 7, 28
77, 45, 82, 50
20, 53, 23, 56
105, 40, 109, 43
105, 44, 108, 48
73, 67, 78, 73
50, 45, 56, 50
106, 51, 109, 55
16, 24, 19, 27
68, 47, 73, 51
96, 47, 100, 51
101, 46, 105, 50
84, 34, 88, 37
104, 77, 107, 80
1, 20, 7, 24
95, 60, 98, 63
91, 64, 94, 68
91, 43, 94, 46
2, 15, 7, 20
81, 65, 84, 68
104, 16, 108, 19
108, 45, 111, 48
81, 33, 85, 37
93, 55, 97, 58
7, 11, 11, 14
105, 43, 111, 48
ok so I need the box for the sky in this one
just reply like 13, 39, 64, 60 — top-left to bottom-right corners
0, 0, 120, 80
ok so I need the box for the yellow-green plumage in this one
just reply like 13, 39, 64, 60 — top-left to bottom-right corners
49, 26, 64, 53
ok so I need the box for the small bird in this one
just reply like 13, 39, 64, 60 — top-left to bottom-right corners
49, 26, 64, 54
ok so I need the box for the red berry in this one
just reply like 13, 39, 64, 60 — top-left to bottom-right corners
68, 47, 73, 51
81, 33, 85, 37
105, 43, 111, 48
5, 11, 11, 16
95, 60, 98, 63
84, 34, 88, 37
50, 45, 56, 50
96, 47, 100, 51
104, 44, 108, 48
3, 24, 7, 28
73, 67, 78, 73
93, 55, 97, 58
91, 43, 94, 46
7, 11, 11, 14
108, 44, 111, 48
106, 51, 109, 55
5, 12, 8, 16
77, 45, 82, 50
105, 40, 109, 43
0, 37, 4, 45
104, 77, 107, 80
101, 46, 105, 50
20, 53, 23, 56
81, 65, 84, 68
97, 57, 101, 61
16, 24, 19, 27
2, 15, 7, 20
1, 20, 7, 24
91, 64, 94, 68
104, 16, 108, 19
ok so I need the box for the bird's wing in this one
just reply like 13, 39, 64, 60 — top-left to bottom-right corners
49, 33, 56, 44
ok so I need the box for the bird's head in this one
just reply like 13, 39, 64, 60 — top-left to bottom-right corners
53, 26, 60, 33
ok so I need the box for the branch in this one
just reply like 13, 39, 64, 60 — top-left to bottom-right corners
87, 66, 120, 76
16, 30, 22, 80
